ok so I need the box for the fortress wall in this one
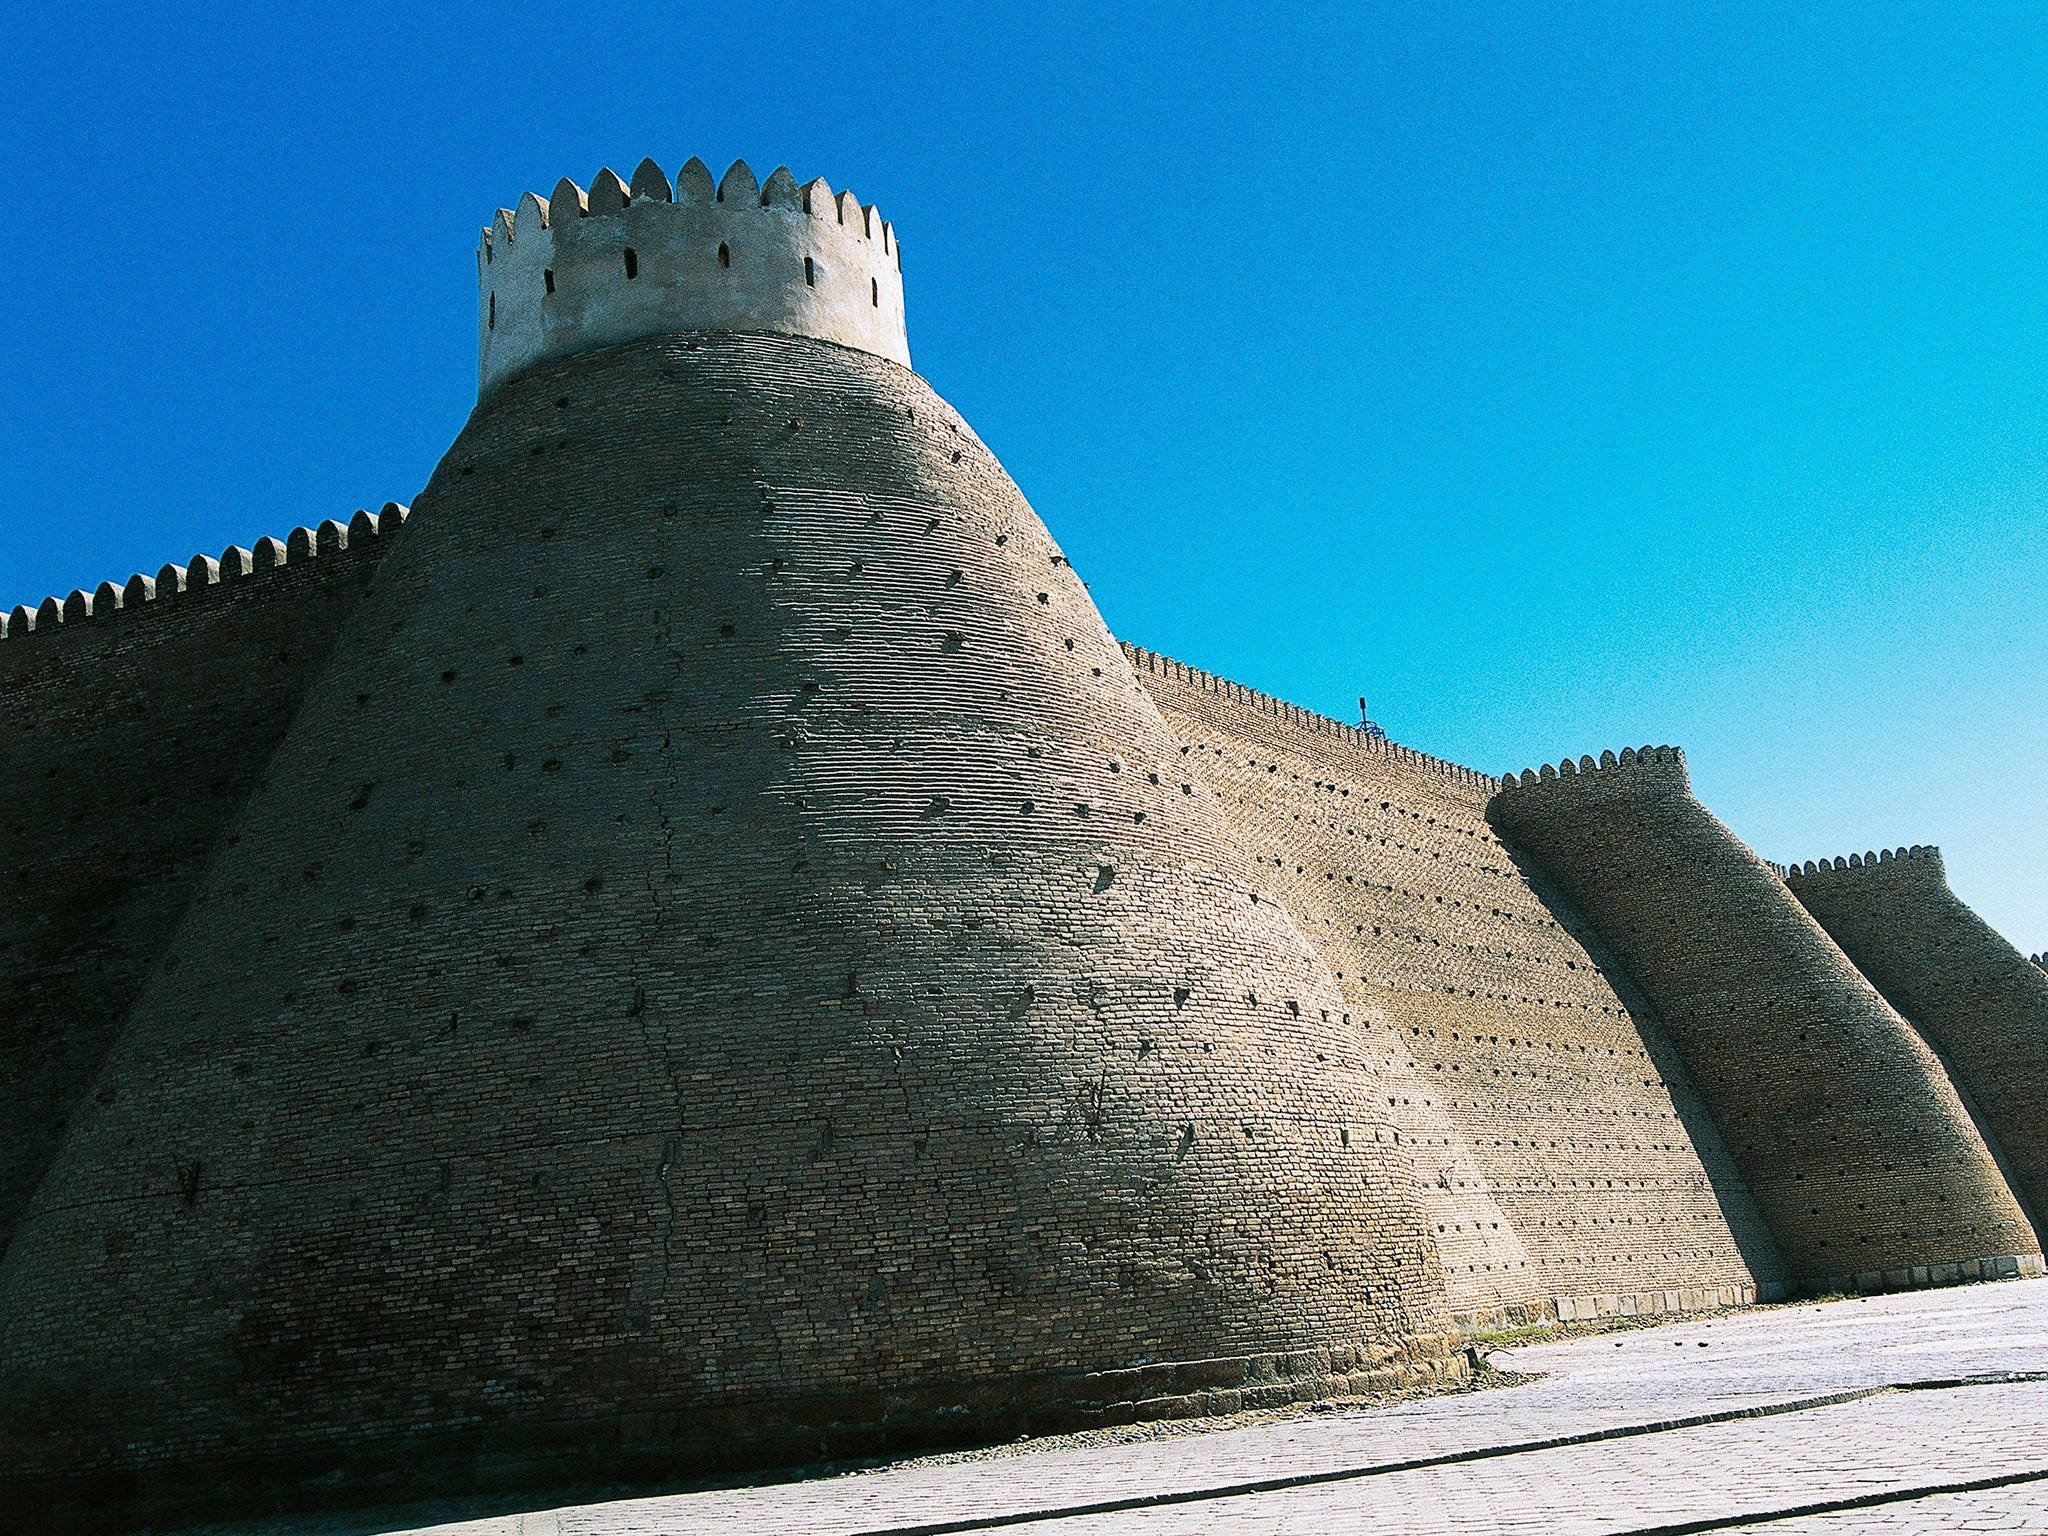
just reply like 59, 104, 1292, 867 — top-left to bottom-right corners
1127, 648, 1785, 1323
1491, 750, 2042, 1294
1788, 848, 2048, 1239
0, 335, 1458, 1532
0, 513, 395, 1256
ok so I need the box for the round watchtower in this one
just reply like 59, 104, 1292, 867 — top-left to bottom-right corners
478, 157, 908, 396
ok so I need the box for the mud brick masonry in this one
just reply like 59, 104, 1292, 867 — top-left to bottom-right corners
0, 155, 2041, 1535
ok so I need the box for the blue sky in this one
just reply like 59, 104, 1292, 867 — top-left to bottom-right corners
3, 3, 2044, 949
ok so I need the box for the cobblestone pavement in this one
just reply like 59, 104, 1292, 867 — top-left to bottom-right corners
233, 1278, 2048, 1535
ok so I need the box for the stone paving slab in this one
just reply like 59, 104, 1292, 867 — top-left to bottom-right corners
1004, 1383, 2048, 1533
211, 1278, 2048, 1536
1745, 1483, 2048, 1533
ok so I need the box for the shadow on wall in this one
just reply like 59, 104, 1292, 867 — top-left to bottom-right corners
1491, 833, 1792, 1298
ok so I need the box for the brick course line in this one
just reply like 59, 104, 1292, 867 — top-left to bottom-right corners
841, 1379, 2044, 1536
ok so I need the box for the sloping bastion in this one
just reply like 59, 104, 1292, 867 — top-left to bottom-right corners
0, 154, 2041, 1535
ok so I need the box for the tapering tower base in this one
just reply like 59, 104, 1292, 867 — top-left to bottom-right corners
0, 332, 1460, 1533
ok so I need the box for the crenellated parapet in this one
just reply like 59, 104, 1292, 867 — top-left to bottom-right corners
478, 157, 908, 397
1119, 642, 1500, 791
1497, 745, 1689, 802
1785, 845, 1946, 888
1, 504, 406, 649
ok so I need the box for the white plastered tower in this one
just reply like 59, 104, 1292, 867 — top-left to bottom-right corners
477, 156, 909, 397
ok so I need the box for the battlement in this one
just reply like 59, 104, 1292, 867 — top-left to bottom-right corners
477, 157, 909, 397
1118, 642, 1501, 791
1785, 845, 1947, 888
1495, 745, 1690, 800
1, 504, 406, 647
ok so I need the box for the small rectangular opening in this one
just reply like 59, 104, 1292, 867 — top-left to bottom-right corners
804, 256, 816, 287
543, 269, 555, 294
623, 248, 639, 279
488, 292, 495, 329
871, 277, 878, 307
718, 242, 730, 268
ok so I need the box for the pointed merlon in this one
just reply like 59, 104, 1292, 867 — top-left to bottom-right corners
761, 166, 800, 207
318, 519, 348, 554
94, 580, 122, 613
588, 168, 630, 215
287, 527, 315, 562
157, 563, 187, 596
552, 178, 588, 219
494, 209, 516, 249
630, 157, 672, 203
675, 157, 714, 205
348, 510, 379, 542
717, 159, 759, 204
516, 191, 549, 238
801, 176, 834, 216
836, 189, 862, 228
122, 573, 154, 605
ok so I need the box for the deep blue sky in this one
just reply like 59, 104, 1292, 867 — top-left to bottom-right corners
3, 3, 2043, 949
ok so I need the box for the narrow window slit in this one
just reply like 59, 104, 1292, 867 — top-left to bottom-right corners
543, 269, 555, 294
804, 256, 815, 287
717, 242, 730, 268
488, 292, 495, 329
622, 248, 638, 279
871, 277, 879, 307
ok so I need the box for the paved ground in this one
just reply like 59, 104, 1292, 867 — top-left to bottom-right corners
225, 1278, 2048, 1535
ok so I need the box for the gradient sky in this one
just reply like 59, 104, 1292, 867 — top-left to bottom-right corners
3, 2, 2043, 949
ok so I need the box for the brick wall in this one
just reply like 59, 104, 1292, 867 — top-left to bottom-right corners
0, 333, 1459, 1532
0, 515, 394, 1258
1491, 749, 2040, 1292
1128, 650, 1786, 1322
1789, 848, 2048, 1242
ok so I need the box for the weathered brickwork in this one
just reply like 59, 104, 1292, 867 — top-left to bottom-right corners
1788, 848, 2048, 1238
1127, 650, 1786, 1323
0, 334, 1460, 1532
1, 154, 2041, 1536
0, 514, 395, 1257
1490, 749, 2042, 1293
